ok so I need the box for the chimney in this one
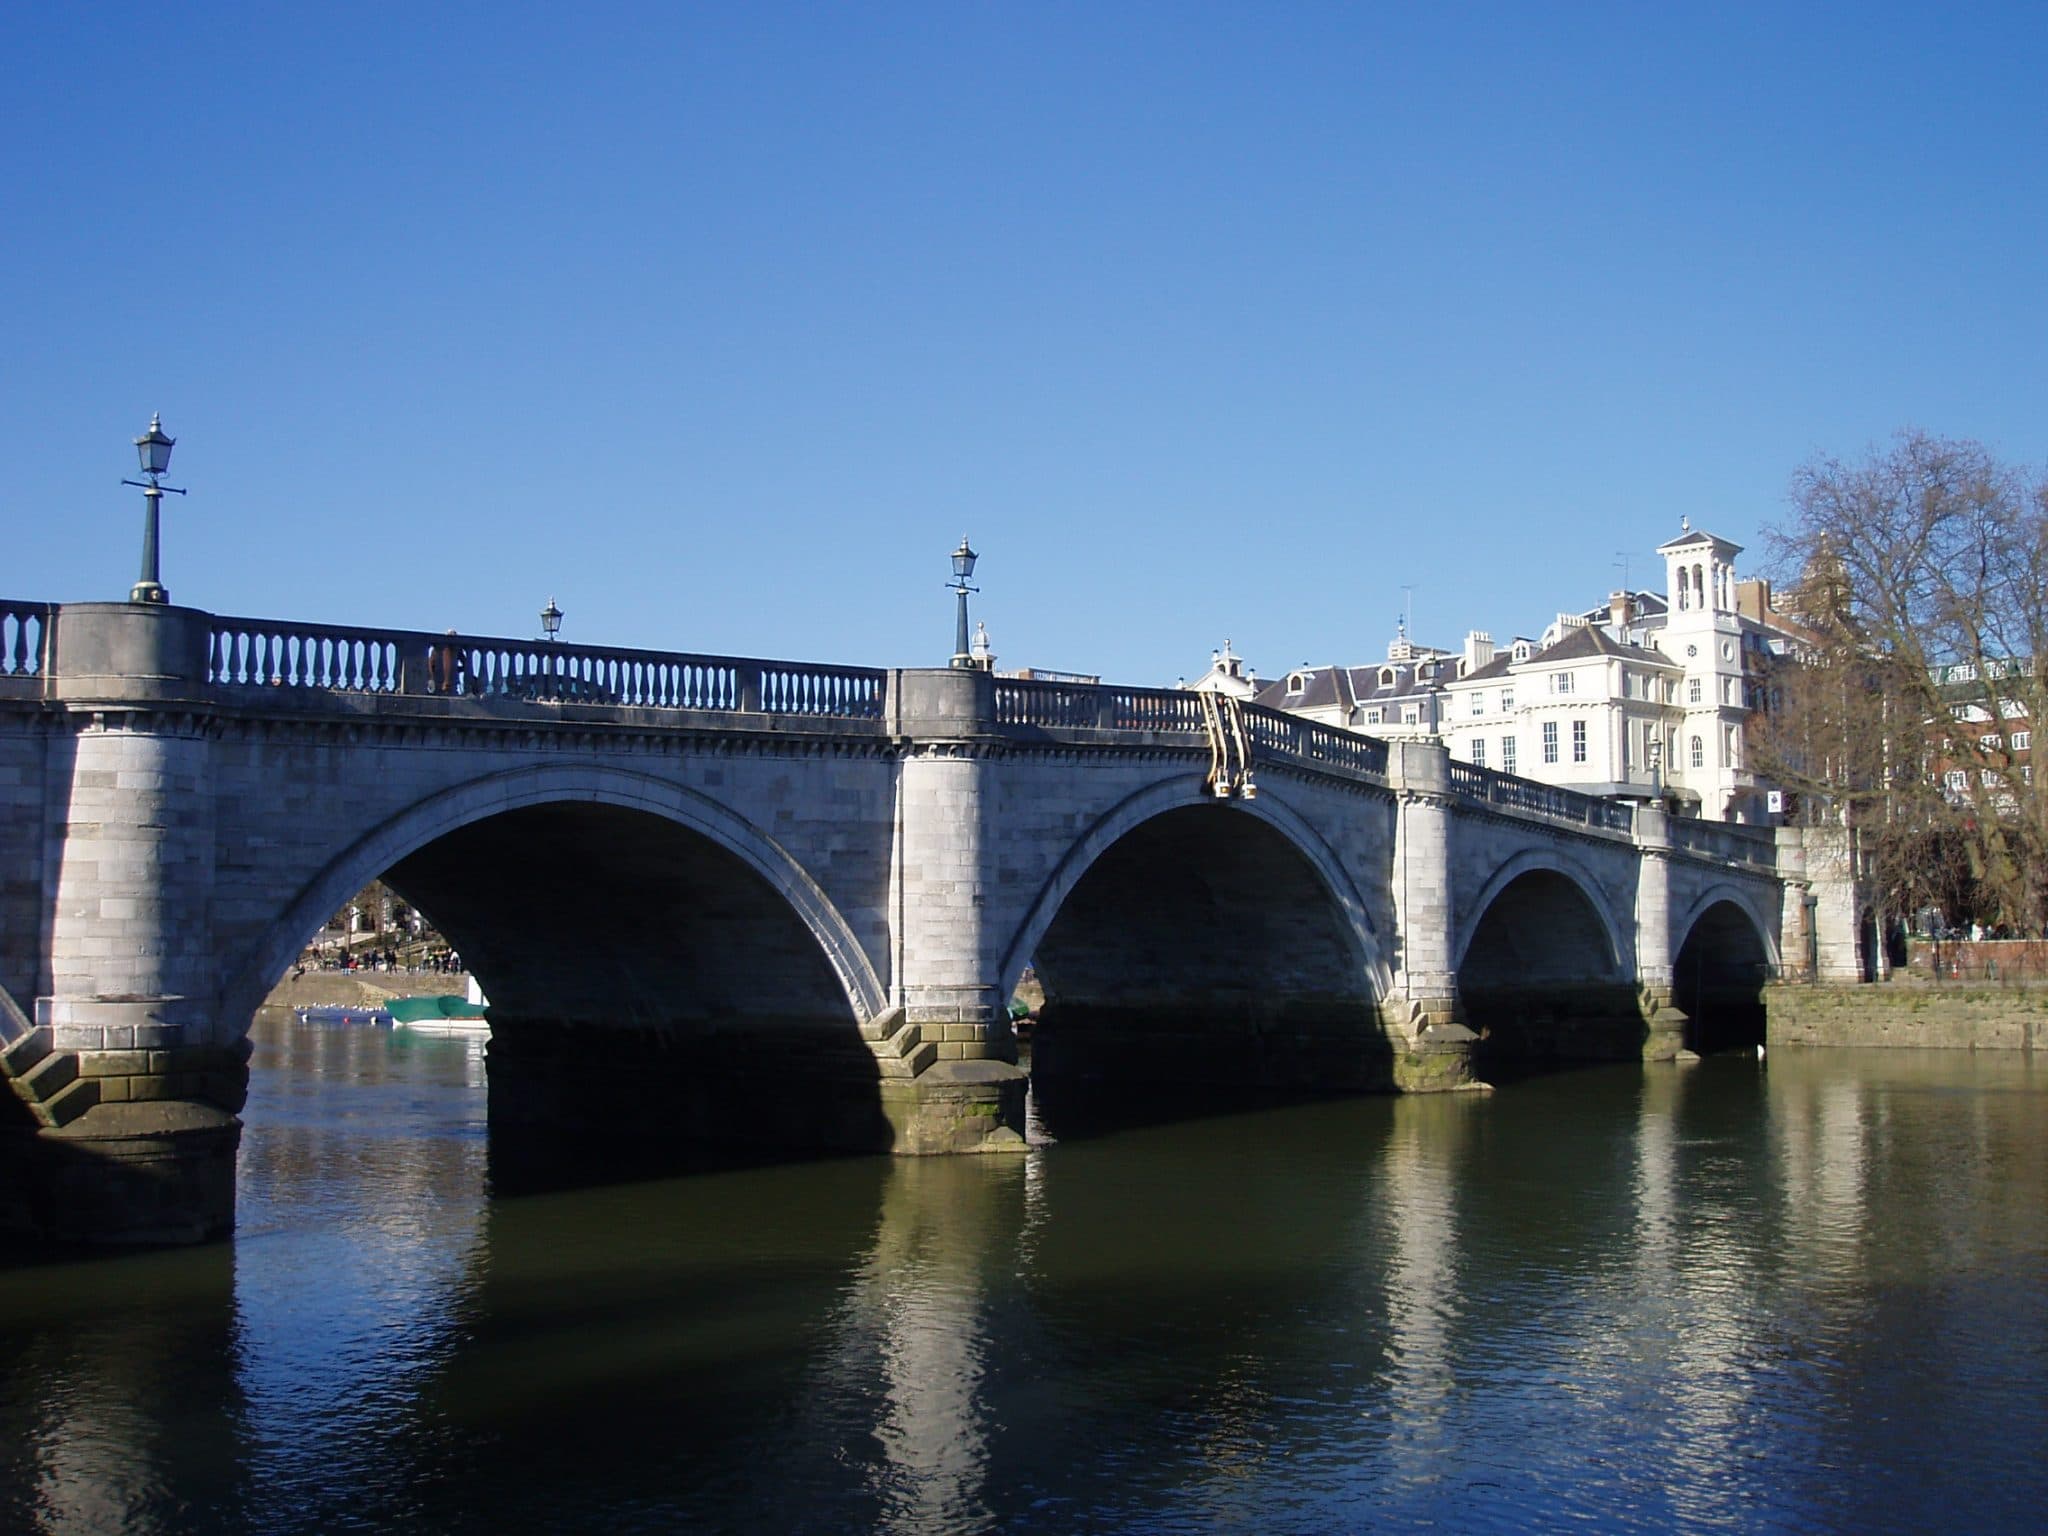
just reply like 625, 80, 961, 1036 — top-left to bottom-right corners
1463, 630, 1494, 673
1609, 591, 1632, 633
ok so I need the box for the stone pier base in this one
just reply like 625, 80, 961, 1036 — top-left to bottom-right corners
7, 1101, 241, 1247
881, 1060, 1029, 1154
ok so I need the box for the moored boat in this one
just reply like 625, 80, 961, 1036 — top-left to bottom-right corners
387, 982, 491, 1035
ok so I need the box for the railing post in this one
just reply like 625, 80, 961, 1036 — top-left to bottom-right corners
739, 665, 762, 714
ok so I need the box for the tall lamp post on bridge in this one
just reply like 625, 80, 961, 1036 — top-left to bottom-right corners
949, 536, 979, 669
1647, 731, 1664, 804
539, 596, 563, 691
121, 414, 185, 604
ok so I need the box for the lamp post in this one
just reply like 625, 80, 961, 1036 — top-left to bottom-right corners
121, 414, 186, 604
1647, 731, 1664, 801
948, 536, 979, 668
540, 596, 563, 642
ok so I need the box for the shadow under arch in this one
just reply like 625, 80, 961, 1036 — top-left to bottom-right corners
220, 764, 898, 1175
219, 763, 887, 1034
1672, 887, 1779, 1054
1011, 776, 1401, 1122
1456, 851, 1642, 1069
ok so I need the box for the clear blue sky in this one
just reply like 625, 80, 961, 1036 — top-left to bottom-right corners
6, 3, 2044, 684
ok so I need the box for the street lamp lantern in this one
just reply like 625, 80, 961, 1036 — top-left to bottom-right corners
134, 415, 176, 476
540, 596, 563, 642
121, 413, 187, 604
948, 535, 980, 668
1646, 732, 1664, 799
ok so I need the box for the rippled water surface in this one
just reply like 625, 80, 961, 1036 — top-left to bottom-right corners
3, 1016, 2045, 1533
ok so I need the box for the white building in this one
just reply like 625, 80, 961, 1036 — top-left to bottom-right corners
1252, 625, 1452, 742
1258, 522, 1800, 823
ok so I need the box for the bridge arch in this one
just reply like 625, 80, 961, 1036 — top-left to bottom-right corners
1455, 849, 1638, 1064
1005, 774, 1398, 1103
1672, 884, 1779, 1053
1452, 849, 1627, 980
219, 762, 887, 1035
998, 775, 1390, 998
1672, 883, 1782, 976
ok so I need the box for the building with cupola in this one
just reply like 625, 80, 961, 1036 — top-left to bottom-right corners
1254, 521, 1803, 823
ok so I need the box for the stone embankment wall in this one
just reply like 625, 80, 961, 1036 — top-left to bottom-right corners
1767, 982, 2048, 1051
261, 972, 470, 1010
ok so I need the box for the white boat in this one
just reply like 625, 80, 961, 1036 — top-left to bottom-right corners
387, 977, 491, 1036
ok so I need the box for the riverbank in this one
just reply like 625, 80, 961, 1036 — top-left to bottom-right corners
1767, 981, 2048, 1051
262, 971, 471, 1010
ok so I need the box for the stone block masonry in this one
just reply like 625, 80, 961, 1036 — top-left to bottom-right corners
1767, 983, 2048, 1052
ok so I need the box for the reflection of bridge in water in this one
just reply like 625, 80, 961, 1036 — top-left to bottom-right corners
0, 599, 1832, 1244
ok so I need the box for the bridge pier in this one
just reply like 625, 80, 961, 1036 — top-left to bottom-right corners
888, 667, 1029, 1151
1633, 810, 1690, 1060
1384, 741, 1482, 1090
8, 604, 247, 1244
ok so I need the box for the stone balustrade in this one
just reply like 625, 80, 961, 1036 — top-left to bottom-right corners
1668, 815, 1778, 868
207, 614, 888, 718
1447, 759, 1637, 835
0, 600, 50, 682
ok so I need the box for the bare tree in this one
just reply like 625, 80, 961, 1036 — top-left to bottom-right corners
1755, 432, 2048, 932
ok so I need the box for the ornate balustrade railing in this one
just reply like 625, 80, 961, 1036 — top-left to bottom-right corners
992, 680, 1392, 784
1448, 759, 1637, 834
206, 615, 887, 719
1105, 686, 1207, 732
1669, 816, 1779, 868
1, 601, 51, 678
993, 677, 1120, 729
1241, 704, 1390, 782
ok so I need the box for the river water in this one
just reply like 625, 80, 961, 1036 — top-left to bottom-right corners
2, 1013, 2044, 1534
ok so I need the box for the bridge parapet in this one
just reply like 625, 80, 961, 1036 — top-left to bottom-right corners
0, 600, 51, 699
1667, 815, 1778, 870
1447, 759, 1636, 836
992, 680, 1391, 786
205, 612, 888, 718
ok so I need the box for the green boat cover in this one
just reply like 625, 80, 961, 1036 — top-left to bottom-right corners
386, 993, 490, 1024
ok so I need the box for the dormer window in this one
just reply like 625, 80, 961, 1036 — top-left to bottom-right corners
1512, 641, 1532, 662
1287, 673, 1306, 695
1379, 667, 1395, 687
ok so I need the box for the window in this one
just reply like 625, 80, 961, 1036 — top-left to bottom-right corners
1501, 687, 1515, 710
1552, 672, 1574, 695
1365, 709, 1382, 725
1664, 680, 1677, 703
2015, 731, 2033, 752
1572, 719, 1587, 763
1470, 692, 1484, 717
1502, 735, 1518, 773
1944, 768, 1968, 793
1542, 721, 1559, 764
1287, 673, 1306, 695
1471, 737, 1487, 768
1691, 734, 1704, 769
1983, 733, 2003, 752
1403, 708, 1419, 726
1688, 677, 1702, 704
1726, 725, 1738, 768
1723, 677, 1736, 704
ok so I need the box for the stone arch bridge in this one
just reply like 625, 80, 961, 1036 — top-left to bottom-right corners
0, 601, 1810, 1243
